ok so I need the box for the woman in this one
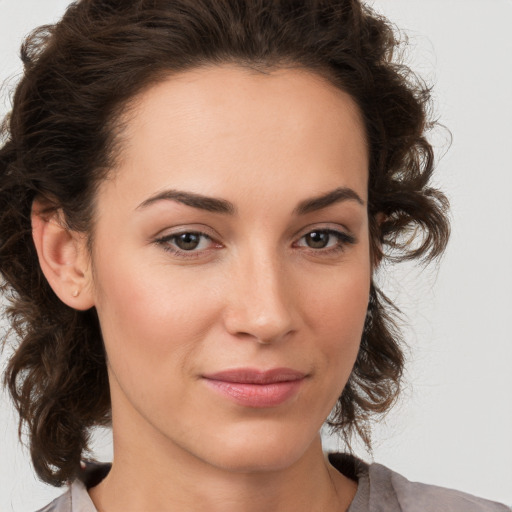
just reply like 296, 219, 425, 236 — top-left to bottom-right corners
0, 1, 509, 511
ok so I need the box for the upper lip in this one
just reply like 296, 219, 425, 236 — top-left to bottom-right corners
202, 368, 307, 384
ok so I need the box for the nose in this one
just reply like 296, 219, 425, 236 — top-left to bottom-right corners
222, 250, 296, 344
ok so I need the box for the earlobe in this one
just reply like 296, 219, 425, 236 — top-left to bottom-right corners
31, 199, 95, 310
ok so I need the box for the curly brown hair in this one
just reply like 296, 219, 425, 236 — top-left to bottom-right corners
0, 0, 449, 486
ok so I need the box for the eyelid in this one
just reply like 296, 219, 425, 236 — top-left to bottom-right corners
152, 223, 220, 240
292, 224, 357, 256
293, 222, 355, 242
153, 226, 223, 260
152, 223, 356, 260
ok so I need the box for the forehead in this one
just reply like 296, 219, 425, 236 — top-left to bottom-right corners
104, 64, 368, 210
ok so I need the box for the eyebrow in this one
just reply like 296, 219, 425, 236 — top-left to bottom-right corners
293, 186, 365, 215
137, 189, 236, 214
136, 186, 364, 215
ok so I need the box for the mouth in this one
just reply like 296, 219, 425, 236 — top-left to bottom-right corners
201, 368, 306, 408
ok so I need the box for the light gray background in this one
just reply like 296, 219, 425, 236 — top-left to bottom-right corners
1, 1, 511, 510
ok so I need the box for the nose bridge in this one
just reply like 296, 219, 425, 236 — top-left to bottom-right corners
224, 242, 295, 343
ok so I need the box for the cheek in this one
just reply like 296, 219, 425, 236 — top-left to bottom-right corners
91, 229, 370, 408
91, 252, 223, 389
302, 260, 371, 384
304, 263, 370, 335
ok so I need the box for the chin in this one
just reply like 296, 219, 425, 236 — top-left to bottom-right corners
187, 421, 321, 474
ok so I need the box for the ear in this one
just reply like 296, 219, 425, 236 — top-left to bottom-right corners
31, 198, 95, 310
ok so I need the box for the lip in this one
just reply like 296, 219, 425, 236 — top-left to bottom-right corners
202, 368, 306, 408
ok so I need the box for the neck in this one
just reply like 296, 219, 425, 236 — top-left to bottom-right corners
88, 384, 357, 512
89, 433, 356, 512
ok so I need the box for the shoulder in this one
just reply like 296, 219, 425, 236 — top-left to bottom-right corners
35, 481, 97, 512
35, 481, 95, 512
34, 462, 110, 512
328, 453, 511, 512
366, 462, 510, 512
35, 488, 72, 512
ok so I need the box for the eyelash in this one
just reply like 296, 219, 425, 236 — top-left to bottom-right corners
294, 229, 356, 256
154, 228, 356, 260
155, 231, 219, 260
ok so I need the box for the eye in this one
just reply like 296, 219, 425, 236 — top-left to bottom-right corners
172, 232, 209, 251
302, 231, 335, 249
155, 230, 219, 257
295, 229, 355, 254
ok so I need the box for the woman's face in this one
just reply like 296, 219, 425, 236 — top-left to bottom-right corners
87, 65, 371, 472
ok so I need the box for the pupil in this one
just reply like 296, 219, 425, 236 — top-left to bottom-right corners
307, 231, 329, 248
176, 233, 200, 250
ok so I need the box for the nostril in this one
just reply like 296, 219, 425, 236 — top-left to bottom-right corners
223, 305, 295, 344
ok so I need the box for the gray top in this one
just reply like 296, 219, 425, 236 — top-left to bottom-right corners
36, 454, 511, 512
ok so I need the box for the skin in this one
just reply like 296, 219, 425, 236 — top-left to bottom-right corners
34, 65, 371, 511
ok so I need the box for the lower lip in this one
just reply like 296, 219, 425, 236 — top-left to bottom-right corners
203, 379, 303, 408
